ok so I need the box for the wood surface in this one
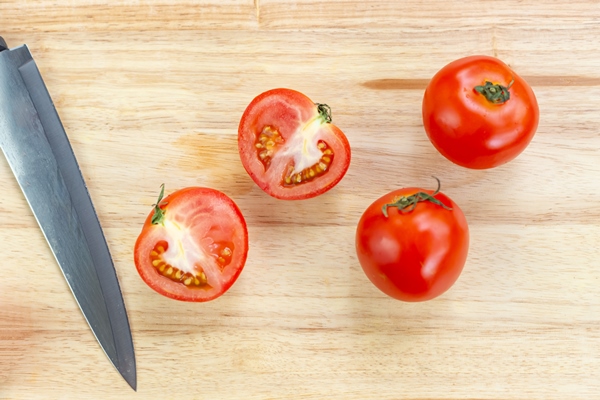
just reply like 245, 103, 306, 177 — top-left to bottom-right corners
1, 1, 600, 399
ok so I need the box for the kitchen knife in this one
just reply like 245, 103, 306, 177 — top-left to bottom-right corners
0, 38, 136, 390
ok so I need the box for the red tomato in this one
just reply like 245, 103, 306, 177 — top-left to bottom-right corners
134, 186, 248, 302
422, 55, 539, 169
238, 88, 351, 200
355, 179, 469, 302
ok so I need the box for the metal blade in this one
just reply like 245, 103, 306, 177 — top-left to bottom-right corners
0, 43, 136, 390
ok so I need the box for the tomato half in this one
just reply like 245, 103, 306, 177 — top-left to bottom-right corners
355, 179, 469, 302
238, 88, 351, 200
422, 55, 539, 169
134, 186, 248, 302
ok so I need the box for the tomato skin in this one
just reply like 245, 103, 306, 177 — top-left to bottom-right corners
422, 55, 539, 169
355, 187, 469, 302
238, 88, 351, 200
134, 187, 248, 302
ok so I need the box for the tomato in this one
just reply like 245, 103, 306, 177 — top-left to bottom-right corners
238, 88, 351, 200
134, 186, 248, 302
355, 179, 469, 302
422, 55, 539, 169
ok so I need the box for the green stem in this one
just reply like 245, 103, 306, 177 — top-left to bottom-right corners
382, 177, 452, 217
151, 184, 167, 225
315, 103, 332, 123
474, 79, 514, 104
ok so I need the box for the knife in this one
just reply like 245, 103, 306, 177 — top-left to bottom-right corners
0, 37, 136, 390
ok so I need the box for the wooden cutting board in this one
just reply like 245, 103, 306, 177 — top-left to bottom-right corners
1, 1, 599, 399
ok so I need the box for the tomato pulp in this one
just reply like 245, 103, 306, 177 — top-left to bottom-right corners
355, 180, 469, 301
134, 186, 248, 302
422, 55, 539, 169
238, 88, 351, 200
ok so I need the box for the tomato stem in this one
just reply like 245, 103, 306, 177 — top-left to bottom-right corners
382, 177, 452, 217
151, 184, 167, 225
315, 103, 332, 123
474, 79, 514, 104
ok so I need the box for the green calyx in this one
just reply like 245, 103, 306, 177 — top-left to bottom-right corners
474, 79, 514, 104
315, 103, 332, 123
382, 177, 452, 217
151, 184, 167, 225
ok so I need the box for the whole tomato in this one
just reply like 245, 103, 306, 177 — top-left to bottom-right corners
422, 55, 539, 169
355, 179, 469, 302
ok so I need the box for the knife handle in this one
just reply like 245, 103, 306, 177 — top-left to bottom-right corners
0, 36, 7, 52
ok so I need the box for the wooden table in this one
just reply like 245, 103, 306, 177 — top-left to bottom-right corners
1, 1, 599, 399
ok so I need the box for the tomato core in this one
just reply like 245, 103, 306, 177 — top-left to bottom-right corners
254, 123, 335, 187
283, 140, 333, 186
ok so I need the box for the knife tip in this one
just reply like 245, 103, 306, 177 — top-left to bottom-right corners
117, 360, 137, 392
123, 372, 137, 392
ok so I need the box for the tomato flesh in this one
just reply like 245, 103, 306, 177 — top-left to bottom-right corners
355, 186, 469, 302
238, 88, 350, 200
422, 55, 539, 169
134, 187, 248, 302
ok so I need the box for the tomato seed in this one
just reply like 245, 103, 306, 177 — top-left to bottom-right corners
256, 125, 284, 168
150, 243, 210, 288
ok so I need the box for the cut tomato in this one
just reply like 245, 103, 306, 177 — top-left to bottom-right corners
134, 186, 248, 302
238, 88, 351, 200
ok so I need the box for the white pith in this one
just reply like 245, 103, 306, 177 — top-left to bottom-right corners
160, 218, 212, 276
276, 117, 324, 175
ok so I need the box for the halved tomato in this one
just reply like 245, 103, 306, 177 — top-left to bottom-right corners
134, 186, 248, 302
238, 88, 351, 200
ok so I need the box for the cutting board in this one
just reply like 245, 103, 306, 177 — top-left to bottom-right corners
1, 1, 599, 399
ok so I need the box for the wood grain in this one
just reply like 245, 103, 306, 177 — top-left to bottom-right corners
1, 1, 600, 399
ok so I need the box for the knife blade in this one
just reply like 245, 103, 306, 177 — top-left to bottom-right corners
0, 38, 136, 390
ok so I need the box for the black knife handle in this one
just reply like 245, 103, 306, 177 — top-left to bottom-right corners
0, 36, 7, 52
